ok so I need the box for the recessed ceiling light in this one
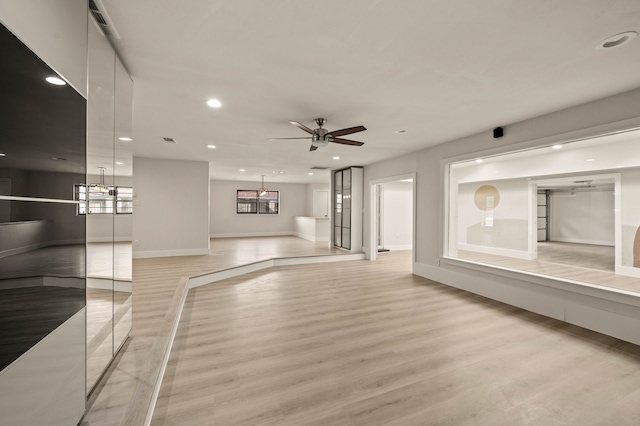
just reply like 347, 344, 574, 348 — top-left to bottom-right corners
206, 98, 222, 108
586, 158, 595, 162
333, 156, 340, 160
396, 130, 407, 134
475, 159, 483, 163
116, 161, 124, 165
49, 156, 67, 160
46, 76, 66, 85
118, 137, 132, 142
239, 169, 245, 172
552, 144, 563, 150
0, 153, 5, 157
597, 31, 637, 50
308, 172, 314, 175
207, 144, 216, 149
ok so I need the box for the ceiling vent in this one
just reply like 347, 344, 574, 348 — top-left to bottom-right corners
89, 0, 121, 39
162, 137, 176, 143
310, 166, 329, 170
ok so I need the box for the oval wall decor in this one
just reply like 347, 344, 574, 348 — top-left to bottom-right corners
474, 185, 500, 211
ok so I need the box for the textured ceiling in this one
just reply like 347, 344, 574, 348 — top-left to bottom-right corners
100, 0, 640, 183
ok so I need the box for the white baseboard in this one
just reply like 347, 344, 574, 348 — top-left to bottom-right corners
382, 245, 412, 251
210, 232, 293, 238
133, 248, 210, 259
87, 237, 133, 243
188, 253, 366, 289
458, 243, 534, 260
0, 242, 49, 259
294, 232, 330, 243
549, 238, 614, 246
616, 265, 640, 279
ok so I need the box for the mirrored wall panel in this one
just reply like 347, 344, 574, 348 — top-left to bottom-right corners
113, 56, 133, 355
0, 23, 86, 200
0, 21, 87, 373
0, 200, 86, 370
85, 18, 133, 394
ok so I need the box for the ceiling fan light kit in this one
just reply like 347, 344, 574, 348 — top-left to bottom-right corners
270, 118, 367, 151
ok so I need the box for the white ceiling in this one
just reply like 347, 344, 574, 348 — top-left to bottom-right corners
99, 0, 640, 184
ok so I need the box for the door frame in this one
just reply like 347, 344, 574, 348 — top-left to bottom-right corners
368, 172, 416, 262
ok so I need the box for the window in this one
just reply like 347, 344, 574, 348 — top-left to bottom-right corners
445, 127, 640, 294
75, 185, 133, 214
237, 190, 279, 214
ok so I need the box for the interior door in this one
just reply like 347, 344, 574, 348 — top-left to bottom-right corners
313, 190, 329, 217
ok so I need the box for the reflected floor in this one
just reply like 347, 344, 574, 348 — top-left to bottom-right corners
457, 242, 640, 293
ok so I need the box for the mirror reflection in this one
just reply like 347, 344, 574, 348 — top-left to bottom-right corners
85, 20, 133, 394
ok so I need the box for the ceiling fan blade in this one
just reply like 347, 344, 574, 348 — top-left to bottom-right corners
268, 137, 312, 140
328, 125, 367, 137
309, 145, 318, 151
332, 138, 364, 146
290, 121, 315, 134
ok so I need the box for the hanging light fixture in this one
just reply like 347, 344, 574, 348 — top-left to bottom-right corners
258, 175, 268, 196
91, 167, 109, 194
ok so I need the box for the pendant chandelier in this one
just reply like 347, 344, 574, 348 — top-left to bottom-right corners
258, 175, 268, 196
91, 167, 109, 194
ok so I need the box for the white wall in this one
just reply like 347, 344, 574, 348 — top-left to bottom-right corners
0, 0, 88, 98
550, 190, 614, 246
306, 182, 330, 216
381, 181, 412, 250
210, 179, 307, 238
457, 178, 531, 258
133, 158, 210, 257
364, 87, 640, 345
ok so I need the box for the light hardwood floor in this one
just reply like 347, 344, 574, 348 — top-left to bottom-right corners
150, 250, 640, 426
82, 237, 348, 425
458, 242, 640, 293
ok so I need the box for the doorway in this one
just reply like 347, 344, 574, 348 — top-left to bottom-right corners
533, 175, 616, 272
369, 174, 415, 266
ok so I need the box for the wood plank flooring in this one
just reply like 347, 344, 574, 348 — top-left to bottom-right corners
82, 236, 349, 425
458, 242, 640, 293
151, 250, 640, 426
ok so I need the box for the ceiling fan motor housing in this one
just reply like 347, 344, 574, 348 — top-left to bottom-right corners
312, 128, 330, 147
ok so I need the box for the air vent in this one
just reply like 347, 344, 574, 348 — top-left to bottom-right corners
88, 0, 121, 39
310, 166, 329, 170
162, 137, 176, 143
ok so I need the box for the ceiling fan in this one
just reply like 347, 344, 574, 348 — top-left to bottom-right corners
269, 118, 366, 151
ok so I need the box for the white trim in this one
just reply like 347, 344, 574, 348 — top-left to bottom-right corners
368, 173, 416, 262
87, 237, 133, 243
458, 243, 534, 260
87, 277, 132, 292
133, 248, 210, 259
0, 242, 49, 258
209, 231, 292, 238
440, 121, 640, 166
550, 237, 614, 246
0, 195, 80, 204
294, 232, 329, 242
382, 245, 413, 251
188, 253, 366, 289
616, 265, 640, 279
